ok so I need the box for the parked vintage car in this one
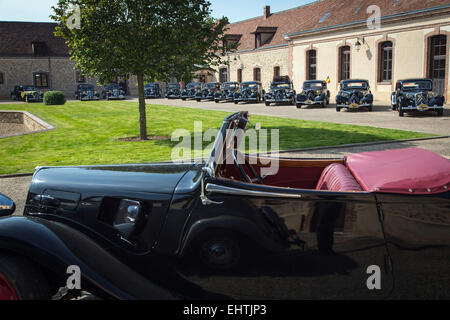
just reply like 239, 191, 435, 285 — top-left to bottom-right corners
195, 82, 221, 102
75, 84, 100, 101
295, 80, 330, 109
233, 81, 264, 104
102, 84, 126, 100
335, 79, 373, 112
165, 83, 182, 99
144, 83, 162, 99
181, 82, 202, 101
264, 81, 296, 106
214, 82, 239, 103
391, 79, 445, 117
0, 111, 448, 300
10, 85, 44, 103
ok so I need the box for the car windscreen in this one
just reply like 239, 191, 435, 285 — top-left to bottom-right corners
223, 84, 238, 90
342, 82, 368, 90
303, 82, 323, 90
187, 83, 201, 89
168, 84, 180, 89
271, 83, 291, 89
79, 85, 94, 91
204, 83, 217, 89
106, 84, 121, 90
145, 84, 157, 88
22, 86, 36, 91
241, 83, 258, 90
402, 81, 432, 91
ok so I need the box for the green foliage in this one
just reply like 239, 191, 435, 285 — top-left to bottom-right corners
43, 91, 66, 105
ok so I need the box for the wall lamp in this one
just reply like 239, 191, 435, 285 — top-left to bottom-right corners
355, 37, 366, 52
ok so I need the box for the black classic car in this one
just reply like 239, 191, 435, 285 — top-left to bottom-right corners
391, 79, 445, 117
165, 83, 182, 99
264, 81, 296, 106
10, 85, 44, 103
181, 82, 202, 101
234, 81, 264, 104
144, 83, 162, 99
75, 84, 100, 101
0, 112, 449, 300
195, 82, 221, 102
102, 84, 126, 100
336, 80, 373, 112
214, 82, 239, 103
295, 80, 330, 109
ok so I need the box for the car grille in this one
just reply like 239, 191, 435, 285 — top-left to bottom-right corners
415, 92, 427, 106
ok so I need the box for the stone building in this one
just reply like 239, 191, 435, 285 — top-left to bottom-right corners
0, 21, 140, 99
215, 0, 450, 103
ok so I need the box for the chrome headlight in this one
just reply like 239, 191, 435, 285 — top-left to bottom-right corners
406, 93, 413, 99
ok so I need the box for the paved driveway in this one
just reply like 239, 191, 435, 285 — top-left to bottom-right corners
136, 98, 450, 136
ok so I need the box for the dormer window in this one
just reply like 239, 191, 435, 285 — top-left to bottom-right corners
223, 34, 242, 52
32, 42, 48, 57
253, 27, 277, 49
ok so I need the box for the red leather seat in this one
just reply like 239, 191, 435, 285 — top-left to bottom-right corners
316, 163, 362, 192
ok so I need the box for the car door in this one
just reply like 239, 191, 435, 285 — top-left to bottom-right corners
187, 179, 394, 300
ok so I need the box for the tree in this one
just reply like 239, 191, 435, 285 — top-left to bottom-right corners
51, 0, 229, 140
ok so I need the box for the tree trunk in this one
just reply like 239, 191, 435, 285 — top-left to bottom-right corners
137, 73, 147, 140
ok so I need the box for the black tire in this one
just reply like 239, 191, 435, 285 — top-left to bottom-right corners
265, 102, 270, 107
0, 252, 51, 300
368, 104, 373, 112
437, 109, 444, 117
296, 103, 302, 109
336, 107, 341, 112
234, 101, 238, 104
190, 229, 249, 271
322, 100, 326, 108
399, 108, 404, 117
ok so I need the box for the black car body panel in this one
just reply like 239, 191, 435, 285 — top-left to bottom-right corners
195, 82, 221, 101
0, 111, 449, 300
234, 82, 264, 104
165, 83, 181, 99
75, 84, 100, 101
391, 79, 445, 117
144, 83, 162, 99
335, 79, 373, 111
10, 85, 44, 102
0, 193, 15, 217
181, 83, 202, 100
102, 84, 125, 100
264, 81, 296, 106
296, 80, 330, 108
214, 82, 239, 103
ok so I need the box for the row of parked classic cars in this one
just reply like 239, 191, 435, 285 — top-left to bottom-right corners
152, 78, 445, 117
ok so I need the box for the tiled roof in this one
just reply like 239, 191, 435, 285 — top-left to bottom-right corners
226, 0, 450, 52
0, 22, 69, 57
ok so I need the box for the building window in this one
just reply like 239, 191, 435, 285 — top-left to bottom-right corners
253, 68, 261, 82
237, 69, 242, 83
0, 72, 4, 85
255, 32, 275, 49
379, 41, 393, 82
429, 35, 447, 79
273, 66, 280, 80
219, 68, 228, 83
32, 42, 48, 57
307, 50, 317, 80
76, 70, 86, 83
339, 46, 351, 81
33, 73, 49, 88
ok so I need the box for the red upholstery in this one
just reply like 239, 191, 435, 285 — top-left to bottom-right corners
316, 163, 363, 192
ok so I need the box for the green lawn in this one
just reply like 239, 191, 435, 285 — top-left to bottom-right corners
0, 101, 433, 175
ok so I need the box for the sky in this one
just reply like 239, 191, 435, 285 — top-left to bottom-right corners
0, 0, 315, 23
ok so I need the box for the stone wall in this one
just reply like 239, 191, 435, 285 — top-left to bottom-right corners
0, 111, 54, 138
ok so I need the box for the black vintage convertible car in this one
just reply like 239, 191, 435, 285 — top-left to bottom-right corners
295, 80, 330, 109
144, 83, 162, 99
264, 81, 296, 106
214, 82, 239, 103
336, 79, 373, 112
10, 85, 44, 103
195, 82, 221, 102
75, 84, 100, 101
0, 111, 449, 300
102, 84, 126, 100
181, 82, 202, 101
391, 79, 445, 117
165, 83, 181, 99
234, 81, 264, 104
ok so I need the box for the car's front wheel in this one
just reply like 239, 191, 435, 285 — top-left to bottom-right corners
265, 101, 270, 107
399, 108, 404, 117
0, 252, 51, 300
336, 107, 341, 112
296, 103, 302, 109
437, 109, 444, 117
368, 104, 373, 112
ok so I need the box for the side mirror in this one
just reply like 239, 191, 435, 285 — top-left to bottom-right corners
0, 193, 15, 216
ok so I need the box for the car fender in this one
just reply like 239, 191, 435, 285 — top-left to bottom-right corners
0, 216, 175, 300
179, 215, 286, 256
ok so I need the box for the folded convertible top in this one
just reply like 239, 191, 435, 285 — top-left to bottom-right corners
346, 148, 450, 195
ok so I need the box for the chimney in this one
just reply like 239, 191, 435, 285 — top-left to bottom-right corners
264, 6, 271, 19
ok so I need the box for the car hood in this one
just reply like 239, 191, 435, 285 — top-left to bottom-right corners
29, 163, 197, 197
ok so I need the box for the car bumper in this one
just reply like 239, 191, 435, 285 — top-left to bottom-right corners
166, 95, 181, 99
107, 96, 125, 100
337, 103, 371, 108
296, 99, 324, 105
400, 105, 444, 111
234, 97, 259, 102
266, 98, 292, 103
215, 97, 234, 102
80, 97, 100, 101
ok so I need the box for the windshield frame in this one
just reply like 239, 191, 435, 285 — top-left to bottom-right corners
271, 82, 292, 90
401, 80, 432, 91
341, 81, 369, 90
302, 81, 324, 90
187, 83, 201, 90
241, 82, 259, 90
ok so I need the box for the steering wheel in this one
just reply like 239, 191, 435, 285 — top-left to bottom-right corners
232, 149, 263, 184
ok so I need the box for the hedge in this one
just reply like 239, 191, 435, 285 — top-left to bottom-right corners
44, 91, 66, 105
